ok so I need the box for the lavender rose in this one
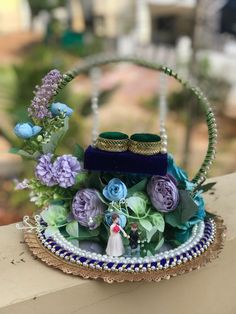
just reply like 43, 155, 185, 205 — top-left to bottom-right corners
72, 189, 104, 230
53, 155, 81, 188
147, 175, 179, 213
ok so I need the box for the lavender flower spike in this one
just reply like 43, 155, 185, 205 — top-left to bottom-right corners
28, 69, 62, 120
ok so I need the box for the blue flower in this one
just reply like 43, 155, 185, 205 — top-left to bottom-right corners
167, 154, 195, 191
50, 102, 73, 117
193, 191, 206, 220
103, 178, 127, 202
14, 123, 42, 139
104, 211, 127, 228
174, 191, 206, 243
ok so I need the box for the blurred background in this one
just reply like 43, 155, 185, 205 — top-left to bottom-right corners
0, 0, 236, 225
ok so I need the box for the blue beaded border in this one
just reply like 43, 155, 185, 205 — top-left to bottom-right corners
36, 219, 216, 274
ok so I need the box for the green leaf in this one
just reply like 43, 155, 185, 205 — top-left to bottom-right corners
126, 194, 147, 216
9, 147, 19, 154
165, 190, 199, 227
66, 221, 79, 238
205, 211, 217, 219
41, 205, 68, 226
74, 172, 89, 189
127, 178, 148, 196
44, 226, 58, 238
139, 219, 153, 232
197, 182, 216, 193
150, 212, 165, 232
9, 147, 40, 160
146, 225, 159, 243
96, 192, 109, 205
73, 143, 84, 161
155, 237, 164, 251
76, 225, 100, 240
42, 117, 69, 154
86, 172, 104, 190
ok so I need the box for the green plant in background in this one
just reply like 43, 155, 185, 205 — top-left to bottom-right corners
168, 57, 231, 118
142, 57, 230, 120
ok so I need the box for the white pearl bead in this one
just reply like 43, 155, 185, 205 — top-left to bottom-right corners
161, 148, 167, 154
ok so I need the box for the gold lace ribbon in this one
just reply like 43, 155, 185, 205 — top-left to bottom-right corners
96, 137, 129, 152
24, 216, 226, 283
129, 139, 161, 155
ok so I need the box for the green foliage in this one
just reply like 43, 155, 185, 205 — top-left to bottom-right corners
41, 204, 68, 226
66, 220, 79, 238
127, 178, 148, 196
195, 182, 216, 193
78, 86, 119, 116
139, 219, 153, 231
73, 143, 84, 161
29, 179, 74, 208
42, 117, 69, 154
150, 213, 165, 232
126, 193, 148, 216
9, 147, 40, 160
64, 34, 104, 58
65, 224, 100, 240
165, 190, 199, 228
141, 57, 230, 118
28, 0, 65, 17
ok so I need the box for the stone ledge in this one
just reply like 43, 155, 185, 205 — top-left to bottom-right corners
0, 173, 236, 314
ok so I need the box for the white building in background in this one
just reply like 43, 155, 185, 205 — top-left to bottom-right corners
0, 0, 31, 34
93, 0, 135, 39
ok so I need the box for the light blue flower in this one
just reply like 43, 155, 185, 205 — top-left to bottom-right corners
50, 102, 73, 117
14, 123, 42, 139
103, 178, 127, 201
104, 211, 127, 228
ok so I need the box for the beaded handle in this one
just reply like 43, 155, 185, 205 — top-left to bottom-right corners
55, 54, 217, 187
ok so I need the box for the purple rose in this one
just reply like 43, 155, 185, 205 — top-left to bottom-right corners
53, 155, 81, 188
72, 189, 104, 230
147, 175, 179, 213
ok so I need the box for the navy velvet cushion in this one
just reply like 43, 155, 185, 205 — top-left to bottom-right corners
84, 146, 167, 175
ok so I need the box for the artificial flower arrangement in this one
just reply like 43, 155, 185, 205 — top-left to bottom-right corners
13, 56, 225, 283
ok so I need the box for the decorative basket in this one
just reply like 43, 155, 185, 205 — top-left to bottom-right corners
13, 55, 226, 283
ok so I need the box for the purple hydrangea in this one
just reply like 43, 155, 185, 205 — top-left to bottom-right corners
147, 175, 179, 213
72, 189, 104, 230
28, 69, 62, 120
52, 155, 81, 188
35, 153, 57, 186
35, 154, 81, 188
